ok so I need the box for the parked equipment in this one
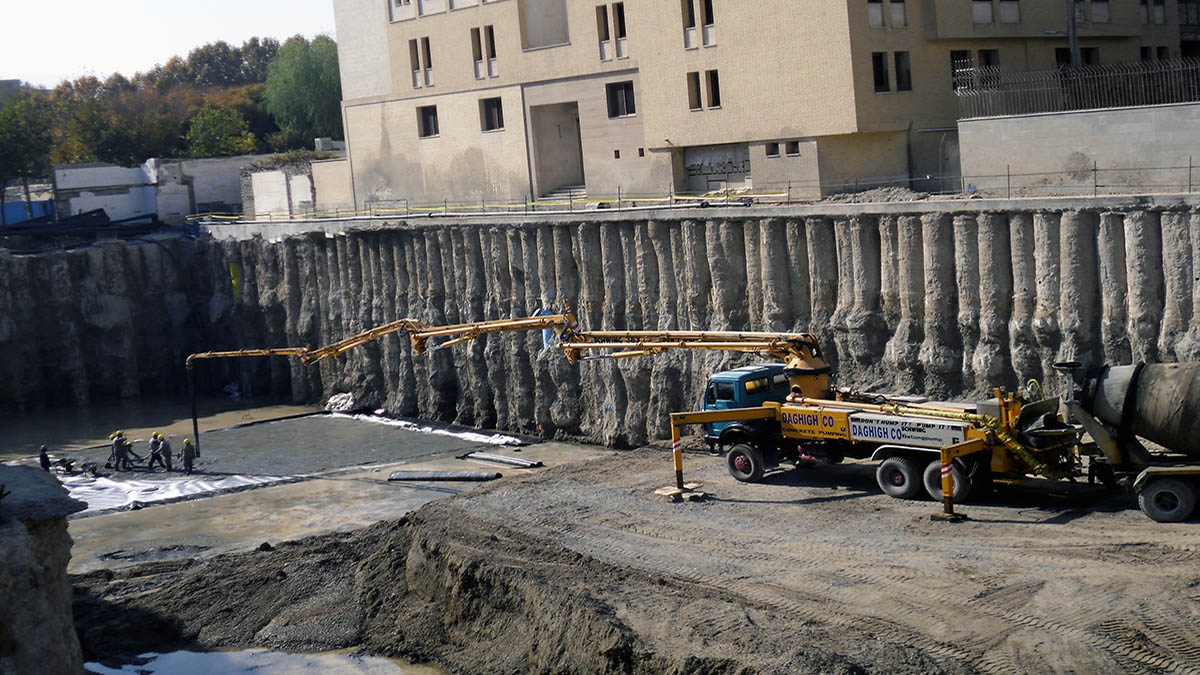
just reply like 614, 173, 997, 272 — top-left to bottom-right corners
187, 300, 1200, 523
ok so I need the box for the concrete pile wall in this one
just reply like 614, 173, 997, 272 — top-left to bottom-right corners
2, 199, 1199, 446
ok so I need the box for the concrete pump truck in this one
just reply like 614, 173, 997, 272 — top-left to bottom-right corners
188, 301, 1200, 523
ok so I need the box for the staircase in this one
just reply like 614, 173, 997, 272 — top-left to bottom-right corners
540, 184, 587, 205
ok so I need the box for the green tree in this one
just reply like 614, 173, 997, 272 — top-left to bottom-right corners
0, 91, 54, 223
265, 35, 343, 145
185, 104, 256, 157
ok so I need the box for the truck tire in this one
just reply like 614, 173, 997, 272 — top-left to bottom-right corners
923, 459, 972, 503
726, 443, 765, 483
875, 456, 923, 499
1138, 478, 1197, 523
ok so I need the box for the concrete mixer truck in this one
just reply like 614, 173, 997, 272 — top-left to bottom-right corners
1063, 362, 1200, 522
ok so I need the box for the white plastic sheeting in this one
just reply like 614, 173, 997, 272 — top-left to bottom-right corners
330, 414, 525, 446
85, 650, 412, 674
61, 474, 288, 513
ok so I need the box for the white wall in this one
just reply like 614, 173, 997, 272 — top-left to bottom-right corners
335, 0, 394, 100
959, 102, 1200, 193
54, 164, 156, 221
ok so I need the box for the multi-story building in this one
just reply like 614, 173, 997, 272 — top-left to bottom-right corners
332, 0, 1180, 204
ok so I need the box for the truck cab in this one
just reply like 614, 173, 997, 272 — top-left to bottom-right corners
702, 364, 791, 444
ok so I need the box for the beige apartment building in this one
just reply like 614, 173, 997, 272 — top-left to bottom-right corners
331, 0, 1180, 205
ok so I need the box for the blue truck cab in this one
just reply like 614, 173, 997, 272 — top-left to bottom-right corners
702, 363, 791, 444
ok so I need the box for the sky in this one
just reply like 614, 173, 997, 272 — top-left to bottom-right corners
1, 0, 337, 88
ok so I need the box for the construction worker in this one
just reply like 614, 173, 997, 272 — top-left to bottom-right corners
112, 432, 131, 472
159, 434, 174, 472
147, 433, 165, 471
182, 439, 197, 475
39, 445, 51, 472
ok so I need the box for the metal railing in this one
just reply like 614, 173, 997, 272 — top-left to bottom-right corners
955, 58, 1200, 119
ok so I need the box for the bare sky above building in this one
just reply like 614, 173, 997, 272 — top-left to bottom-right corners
1, 1, 337, 88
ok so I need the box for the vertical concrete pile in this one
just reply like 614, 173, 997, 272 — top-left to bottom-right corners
1, 205, 1199, 446
0, 466, 87, 674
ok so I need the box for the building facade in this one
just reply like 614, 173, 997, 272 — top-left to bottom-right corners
332, 0, 1181, 204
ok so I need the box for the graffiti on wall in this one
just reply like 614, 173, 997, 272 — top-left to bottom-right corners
684, 144, 751, 193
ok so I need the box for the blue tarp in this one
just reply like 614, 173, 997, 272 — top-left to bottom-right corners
2, 200, 53, 225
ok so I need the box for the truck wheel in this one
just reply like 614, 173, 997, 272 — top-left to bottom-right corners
726, 444, 765, 483
923, 459, 972, 503
875, 456, 923, 499
1138, 479, 1197, 523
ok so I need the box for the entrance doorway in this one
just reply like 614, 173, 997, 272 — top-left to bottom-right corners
529, 102, 585, 197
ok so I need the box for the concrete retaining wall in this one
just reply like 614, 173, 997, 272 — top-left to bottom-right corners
959, 102, 1200, 194
3, 198, 1199, 447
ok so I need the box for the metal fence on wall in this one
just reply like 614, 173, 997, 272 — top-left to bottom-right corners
955, 58, 1200, 119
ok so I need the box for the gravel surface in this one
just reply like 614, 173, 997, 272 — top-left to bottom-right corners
74, 450, 1200, 673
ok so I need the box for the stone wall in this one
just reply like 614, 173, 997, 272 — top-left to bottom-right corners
2, 198, 1199, 446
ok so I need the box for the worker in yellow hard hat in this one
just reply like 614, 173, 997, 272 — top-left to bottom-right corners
147, 432, 165, 471
182, 439, 197, 475
159, 434, 174, 472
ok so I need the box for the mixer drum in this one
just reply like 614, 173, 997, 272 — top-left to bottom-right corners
1086, 363, 1200, 457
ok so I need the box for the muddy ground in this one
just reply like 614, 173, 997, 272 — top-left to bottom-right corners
74, 450, 1200, 674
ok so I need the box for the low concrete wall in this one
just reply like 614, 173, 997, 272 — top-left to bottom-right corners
313, 159, 354, 212
959, 102, 1200, 194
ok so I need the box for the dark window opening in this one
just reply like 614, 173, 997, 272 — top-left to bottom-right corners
785, 140, 800, 155
951, 49, 971, 89
714, 382, 735, 401
687, 71, 702, 110
614, 2, 627, 38
485, 25, 497, 58
765, 142, 779, 157
706, 69, 721, 107
701, 0, 714, 26
614, 149, 621, 159
480, 97, 504, 131
894, 51, 912, 91
418, 105, 439, 138
597, 5, 611, 41
606, 81, 636, 117
682, 0, 696, 28
638, 147, 645, 157
872, 51, 890, 92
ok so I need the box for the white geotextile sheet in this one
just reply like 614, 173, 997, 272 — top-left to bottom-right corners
331, 413, 525, 446
61, 474, 288, 513
85, 650, 407, 674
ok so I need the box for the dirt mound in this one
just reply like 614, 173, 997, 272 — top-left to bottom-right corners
73, 499, 950, 674
820, 186, 930, 203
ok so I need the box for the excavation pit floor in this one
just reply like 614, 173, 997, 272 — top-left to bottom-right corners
70, 433, 1200, 674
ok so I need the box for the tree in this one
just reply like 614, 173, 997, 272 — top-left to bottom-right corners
0, 91, 54, 223
185, 104, 256, 157
265, 35, 343, 145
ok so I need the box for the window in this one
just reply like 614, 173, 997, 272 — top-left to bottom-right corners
700, 0, 715, 45
786, 141, 800, 156
606, 81, 636, 117
421, 37, 433, 70
638, 147, 645, 157
597, 5, 611, 41
978, 48, 999, 86
706, 70, 721, 107
891, 0, 907, 27
868, 0, 885, 28
614, 149, 621, 159
1092, 0, 1109, 23
973, 0, 993, 24
480, 97, 503, 132
614, 2, 627, 38
409, 39, 421, 88
766, 142, 780, 157
1158, 46, 1171, 59
951, 49, 971, 90
998, 0, 1020, 23
894, 51, 912, 91
1056, 47, 1073, 66
714, 382, 735, 401
1141, 0, 1150, 23
484, 25, 497, 76
687, 71, 702, 110
682, 0, 696, 28
471, 28, 484, 78
1074, 0, 1087, 23
1154, 0, 1166, 24
417, 105, 439, 138
872, 51, 890, 92
1141, 46, 1153, 60
1082, 47, 1100, 65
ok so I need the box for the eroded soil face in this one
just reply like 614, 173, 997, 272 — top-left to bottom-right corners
75, 451, 1200, 673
